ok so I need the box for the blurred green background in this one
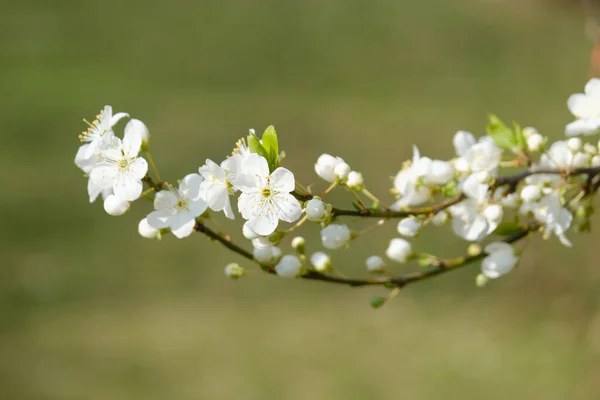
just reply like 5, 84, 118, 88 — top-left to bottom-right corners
3, 0, 600, 399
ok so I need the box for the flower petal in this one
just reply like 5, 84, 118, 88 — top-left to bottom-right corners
453, 131, 476, 157
110, 112, 130, 127
250, 215, 278, 236
171, 218, 196, 239
270, 167, 295, 193
147, 210, 171, 229
122, 121, 143, 157
129, 158, 148, 180
242, 154, 269, 178
90, 164, 117, 187
114, 172, 143, 201
565, 118, 600, 137
154, 190, 178, 211
274, 193, 302, 223
180, 173, 204, 201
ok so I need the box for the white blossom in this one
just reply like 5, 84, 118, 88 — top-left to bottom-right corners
566, 78, 600, 136
275, 255, 302, 277
146, 174, 207, 239
386, 238, 412, 263
305, 198, 329, 222
346, 171, 364, 189
481, 242, 519, 279
453, 133, 501, 176
392, 146, 433, 209
253, 245, 282, 263
237, 154, 302, 236
321, 223, 351, 249
75, 105, 129, 173
334, 162, 351, 180
138, 218, 159, 239
103, 194, 130, 216
431, 210, 449, 226
526, 133, 544, 152
520, 184, 541, 203
310, 252, 331, 272
366, 255, 385, 273
397, 217, 421, 237
532, 192, 573, 247
89, 120, 149, 201
198, 156, 243, 220
242, 221, 261, 240
450, 200, 503, 242
567, 137, 582, 153
315, 154, 346, 183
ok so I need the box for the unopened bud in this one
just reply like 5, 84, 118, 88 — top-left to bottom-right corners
467, 244, 482, 257
224, 263, 246, 279
291, 236, 305, 254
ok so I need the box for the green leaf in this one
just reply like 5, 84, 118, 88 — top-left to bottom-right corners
369, 296, 387, 309
487, 114, 517, 150
247, 133, 270, 162
513, 121, 526, 151
493, 221, 523, 236
262, 125, 279, 159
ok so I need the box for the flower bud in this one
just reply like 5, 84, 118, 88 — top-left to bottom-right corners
481, 242, 518, 278
475, 170, 492, 184
385, 238, 412, 263
315, 154, 345, 183
483, 204, 503, 224
584, 142, 598, 155
397, 217, 421, 237
522, 127, 539, 138
305, 198, 329, 222
466, 244, 481, 257
334, 162, 351, 180
365, 255, 385, 273
500, 193, 519, 209
573, 152, 591, 168
520, 184, 541, 203
224, 263, 246, 279
253, 246, 281, 263
475, 273, 489, 288
243, 221, 261, 240
425, 161, 455, 185
138, 217, 159, 239
567, 137, 582, 153
320, 224, 351, 249
526, 133, 544, 152
592, 155, 600, 167
291, 236, 305, 253
252, 237, 273, 249
275, 255, 302, 277
310, 252, 331, 272
104, 194, 130, 216
346, 171, 364, 189
431, 210, 449, 226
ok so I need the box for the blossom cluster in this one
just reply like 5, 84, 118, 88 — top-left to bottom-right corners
75, 79, 600, 298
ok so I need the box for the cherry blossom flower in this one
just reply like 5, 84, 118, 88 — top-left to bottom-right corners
566, 78, 600, 136
146, 174, 208, 239
237, 154, 302, 236
481, 242, 519, 279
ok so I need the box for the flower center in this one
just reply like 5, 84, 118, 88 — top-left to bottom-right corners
262, 188, 272, 198
176, 199, 188, 210
79, 110, 106, 143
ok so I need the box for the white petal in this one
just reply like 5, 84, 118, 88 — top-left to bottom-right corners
205, 184, 228, 210
180, 173, 204, 201
122, 121, 143, 157
462, 175, 489, 202
147, 210, 171, 229
270, 167, 295, 192
110, 112, 130, 127
565, 118, 600, 137
188, 199, 208, 217
75, 144, 95, 173
114, 173, 143, 201
171, 218, 196, 239
223, 197, 235, 220
411, 145, 421, 164
453, 131, 476, 156
88, 177, 112, 203
237, 192, 258, 220
154, 190, 178, 211
242, 154, 270, 178
129, 158, 148, 180
484, 242, 513, 254
250, 215, 278, 236
90, 164, 117, 187
585, 78, 600, 96
274, 193, 302, 223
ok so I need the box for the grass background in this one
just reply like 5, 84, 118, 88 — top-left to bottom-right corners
2, 0, 600, 398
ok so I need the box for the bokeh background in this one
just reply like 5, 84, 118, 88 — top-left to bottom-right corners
3, 0, 600, 399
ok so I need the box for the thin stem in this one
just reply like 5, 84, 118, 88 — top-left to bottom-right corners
144, 151, 162, 182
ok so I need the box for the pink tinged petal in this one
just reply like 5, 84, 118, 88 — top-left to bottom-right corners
171, 219, 196, 239
129, 158, 148, 180
242, 154, 270, 178
154, 190, 178, 211
122, 121, 143, 157
274, 193, 302, 223
250, 215, 278, 236
110, 112, 130, 127
113, 172, 143, 201
147, 210, 171, 229
270, 168, 295, 192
